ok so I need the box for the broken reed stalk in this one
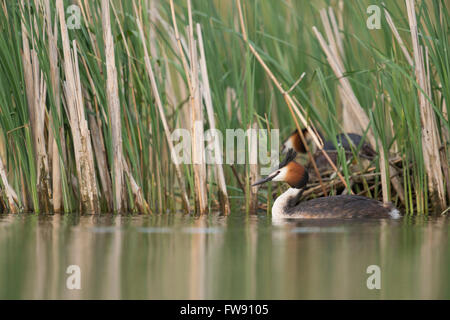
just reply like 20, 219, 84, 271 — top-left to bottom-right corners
235, 0, 352, 194
122, 155, 150, 214
80, 57, 114, 211
0, 156, 19, 213
248, 122, 259, 214
134, 2, 191, 213
101, 0, 124, 213
20, 0, 51, 212
83, 1, 116, 211
169, 0, 192, 92
187, 0, 208, 215
56, 0, 99, 213
44, 0, 63, 212
197, 23, 230, 215
406, 0, 447, 210
377, 140, 389, 203
439, 92, 450, 202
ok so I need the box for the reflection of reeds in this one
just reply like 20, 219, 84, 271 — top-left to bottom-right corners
0, 0, 448, 214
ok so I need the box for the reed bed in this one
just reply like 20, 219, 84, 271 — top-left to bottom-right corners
0, 0, 448, 215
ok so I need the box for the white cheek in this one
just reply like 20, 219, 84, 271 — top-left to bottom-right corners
273, 167, 288, 182
282, 138, 294, 152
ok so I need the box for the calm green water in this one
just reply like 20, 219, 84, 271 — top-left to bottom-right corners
0, 212, 449, 299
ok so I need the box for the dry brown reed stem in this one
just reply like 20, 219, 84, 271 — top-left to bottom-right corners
315, 9, 374, 146
197, 23, 230, 215
79, 57, 113, 210
153, 10, 191, 131
80, 2, 118, 216
169, 0, 192, 92
226, 87, 241, 122
327, 7, 343, 58
383, 5, 414, 66
101, 0, 124, 213
439, 92, 450, 202
384, 3, 425, 164
377, 140, 389, 203
443, 96, 448, 140
187, 0, 208, 215
20, 0, 51, 212
56, 0, 99, 213
440, 147, 450, 203
248, 122, 259, 213
406, 0, 447, 210
79, 0, 101, 62
337, 0, 344, 35
231, 165, 246, 196
148, 0, 162, 80
145, 1, 164, 212
235, 0, 350, 194
43, 0, 63, 212
168, 0, 208, 214
0, 157, 19, 213
134, 3, 191, 213
109, 1, 145, 211
122, 155, 150, 214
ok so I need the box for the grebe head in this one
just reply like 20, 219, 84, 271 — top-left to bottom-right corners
281, 128, 309, 154
252, 149, 309, 189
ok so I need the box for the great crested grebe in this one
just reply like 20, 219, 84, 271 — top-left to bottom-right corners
252, 149, 401, 219
281, 128, 316, 154
281, 129, 376, 159
281, 129, 376, 174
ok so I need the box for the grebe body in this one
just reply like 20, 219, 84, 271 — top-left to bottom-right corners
253, 149, 400, 220
271, 188, 400, 220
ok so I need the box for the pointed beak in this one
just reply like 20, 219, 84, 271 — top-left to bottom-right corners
252, 170, 280, 187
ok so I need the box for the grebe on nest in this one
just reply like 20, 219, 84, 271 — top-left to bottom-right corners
252, 149, 400, 220
281, 129, 376, 171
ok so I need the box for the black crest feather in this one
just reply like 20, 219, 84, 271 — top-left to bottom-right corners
279, 148, 297, 169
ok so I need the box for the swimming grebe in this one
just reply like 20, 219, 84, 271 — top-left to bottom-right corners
252, 149, 400, 219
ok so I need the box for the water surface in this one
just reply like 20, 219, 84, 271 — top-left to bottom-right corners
0, 212, 449, 299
